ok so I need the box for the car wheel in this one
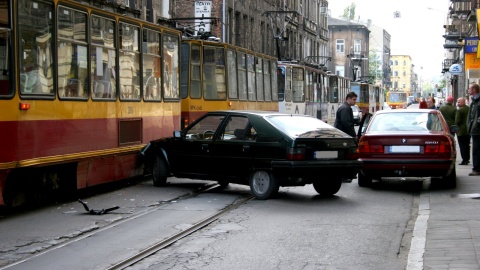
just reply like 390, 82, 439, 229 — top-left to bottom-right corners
218, 180, 229, 188
249, 171, 279, 200
152, 155, 168, 187
312, 177, 342, 196
358, 172, 373, 187
442, 165, 456, 189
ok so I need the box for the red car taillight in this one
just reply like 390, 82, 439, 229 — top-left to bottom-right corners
425, 141, 451, 154
346, 147, 359, 160
358, 141, 384, 153
287, 147, 305, 160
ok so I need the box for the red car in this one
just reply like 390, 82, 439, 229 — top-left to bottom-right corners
357, 109, 458, 188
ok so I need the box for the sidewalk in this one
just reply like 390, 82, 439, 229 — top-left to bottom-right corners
408, 150, 480, 269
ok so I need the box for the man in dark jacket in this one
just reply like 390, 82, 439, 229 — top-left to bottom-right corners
334, 91, 357, 137
467, 83, 480, 175
456, 97, 470, 165
334, 91, 358, 183
439, 96, 457, 127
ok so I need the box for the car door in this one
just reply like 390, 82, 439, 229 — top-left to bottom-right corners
209, 115, 255, 181
169, 114, 226, 177
357, 112, 373, 140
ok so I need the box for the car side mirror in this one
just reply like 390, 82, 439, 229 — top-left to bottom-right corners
449, 125, 459, 134
173, 130, 182, 138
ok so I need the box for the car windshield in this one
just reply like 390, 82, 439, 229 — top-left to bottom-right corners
368, 112, 444, 132
266, 115, 348, 138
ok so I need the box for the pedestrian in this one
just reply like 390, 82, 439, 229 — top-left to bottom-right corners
427, 97, 436, 109
334, 91, 357, 138
467, 83, 480, 176
439, 96, 457, 128
334, 91, 358, 183
456, 97, 470, 165
419, 97, 428, 109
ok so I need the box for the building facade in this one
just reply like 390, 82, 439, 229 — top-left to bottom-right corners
390, 55, 415, 95
327, 17, 370, 81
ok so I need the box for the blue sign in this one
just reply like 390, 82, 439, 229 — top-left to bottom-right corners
449, 63, 463, 75
465, 37, 478, 53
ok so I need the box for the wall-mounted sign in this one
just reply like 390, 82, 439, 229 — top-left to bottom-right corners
194, 1, 212, 36
449, 63, 463, 75
465, 37, 478, 53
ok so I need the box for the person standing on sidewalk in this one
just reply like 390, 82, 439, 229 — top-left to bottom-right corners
439, 96, 457, 128
456, 97, 470, 165
467, 83, 480, 176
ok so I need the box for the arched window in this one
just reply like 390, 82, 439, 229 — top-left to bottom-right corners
395, 60, 398, 66
390, 60, 393, 66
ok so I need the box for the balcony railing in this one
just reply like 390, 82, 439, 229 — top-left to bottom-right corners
443, 59, 457, 72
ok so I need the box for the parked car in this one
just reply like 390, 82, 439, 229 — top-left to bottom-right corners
356, 109, 458, 188
351, 105, 362, 125
141, 111, 362, 199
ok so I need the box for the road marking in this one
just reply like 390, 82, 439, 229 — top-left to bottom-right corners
407, 193, 430, 270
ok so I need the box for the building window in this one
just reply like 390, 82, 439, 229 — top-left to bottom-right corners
390, 60, 393, 66
403, 60, 406, 66
354, 39, 361, 53
395, 60, 398, 66
394, 71, 398, 76
403, 82, 406, 88
403, 71, 406, 76
335, 65, 345, 77
336, 39, 344, 53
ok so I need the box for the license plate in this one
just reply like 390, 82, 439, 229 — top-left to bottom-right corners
389, 145, 420, 153
315, 151, 338, 159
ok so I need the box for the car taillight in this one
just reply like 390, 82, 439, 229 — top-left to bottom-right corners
346, 147, 359, 160
287, 147, 305, 160
425, 141, 451, 154
358, 141, 383, 153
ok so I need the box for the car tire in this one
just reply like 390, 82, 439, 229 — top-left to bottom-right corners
312, 177, 342, 196
442, 165, 456, 189
152, 155, 168, 187
358, 172, 373, 187
249, 171, 279, 200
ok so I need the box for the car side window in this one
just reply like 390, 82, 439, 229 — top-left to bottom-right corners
185, 115, 224, 140
219, 116, 256, 141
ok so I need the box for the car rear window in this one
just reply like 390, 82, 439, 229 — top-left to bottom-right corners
266, 115, 347, 138
369, 112, 444, 132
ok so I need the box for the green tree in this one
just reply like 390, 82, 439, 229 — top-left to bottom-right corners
368, 49, 382, 85
341, 3, 356, 21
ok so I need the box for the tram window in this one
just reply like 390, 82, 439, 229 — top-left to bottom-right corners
0, 29, 11, 96
190, 44, 201, 99
264, 60, 272, 101
119, 22, 140, 100
0, 2, 11, 96
255, 58, 264, 101
226, 49, 238, 99
247, 54, 255, 101
91, 15, 116, 99
57, 6, 88, 99
19, 0, 54, 96
271, 61, 278, 101
143, 29, 161, 101
180, 43, 189, 99
292, 67, 304, 102
203, 46, 226, 100
162, 34, 179, 99
237, 53, 247, 100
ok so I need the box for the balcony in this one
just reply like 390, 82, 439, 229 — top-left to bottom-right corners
443, 24, 463, 40
443, 39, 463, 49
443, 59, 457, 72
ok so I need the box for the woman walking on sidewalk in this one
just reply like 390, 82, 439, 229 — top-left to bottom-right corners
467, 83, 480, 176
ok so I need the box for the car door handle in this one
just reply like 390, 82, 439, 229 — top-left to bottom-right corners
242, 145, 250, 152
201, 144, 209, 152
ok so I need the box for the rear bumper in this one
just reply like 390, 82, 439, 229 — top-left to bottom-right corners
271, 160, 362, 181
360, 158, 454, 177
